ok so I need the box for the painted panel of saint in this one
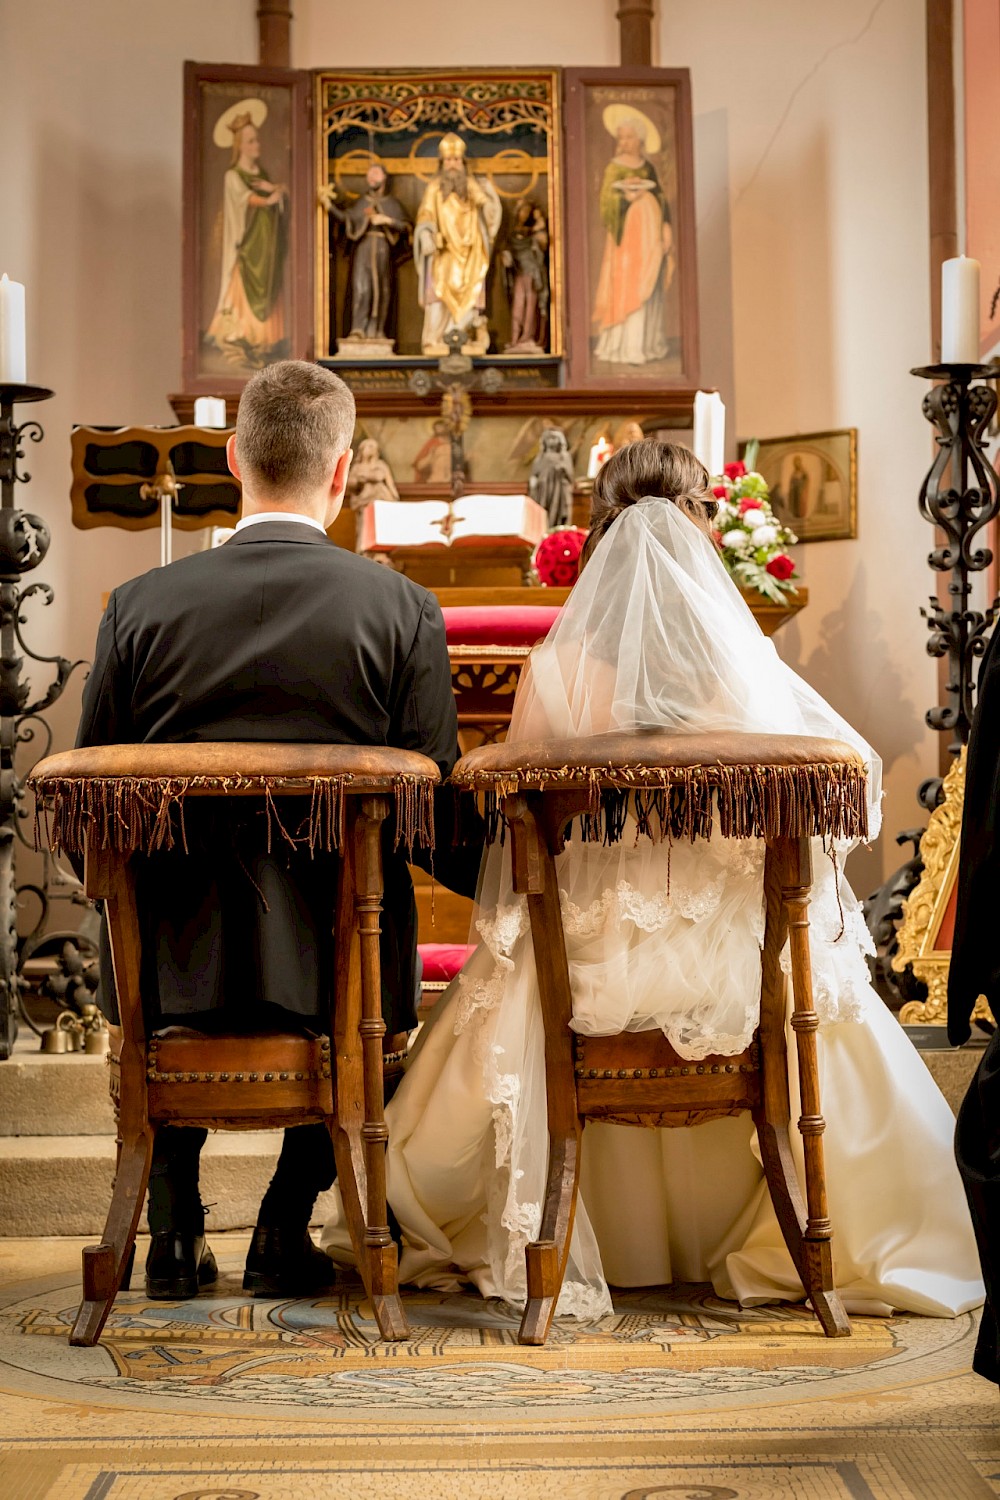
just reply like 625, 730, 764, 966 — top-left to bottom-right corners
206, 97, 290, 364
184, 66, 310, 391
565, 70, 698, 389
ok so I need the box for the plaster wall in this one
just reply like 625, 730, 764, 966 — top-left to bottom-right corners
0, 0, 936, 894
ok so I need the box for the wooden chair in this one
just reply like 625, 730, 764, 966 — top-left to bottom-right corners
28, 742, 440, 1347
450, 729, 870, 1347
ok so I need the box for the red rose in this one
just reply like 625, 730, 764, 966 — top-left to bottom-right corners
724, 460, 746, 480
711, 529, 723, 548
712, 484, 729, 499
738, 496, 760, 514
766, 554, 795, 581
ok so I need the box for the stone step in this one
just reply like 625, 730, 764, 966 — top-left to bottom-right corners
0, 1033, 115, 1136
0, 1132, 338, 1237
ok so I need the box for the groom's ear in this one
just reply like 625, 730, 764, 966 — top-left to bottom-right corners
325, 447, 353, 526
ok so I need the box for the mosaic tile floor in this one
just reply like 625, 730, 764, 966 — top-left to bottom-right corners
1, 1235, 998, 1499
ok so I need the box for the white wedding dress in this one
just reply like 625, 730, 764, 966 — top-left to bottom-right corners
322, 500, 984, 1319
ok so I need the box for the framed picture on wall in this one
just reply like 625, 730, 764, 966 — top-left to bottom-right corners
746, 428, 858, 543
182, 62, 313, 395
563, 67, 699, 390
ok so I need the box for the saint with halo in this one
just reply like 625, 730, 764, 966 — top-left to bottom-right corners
206, 97, 289, 365
592, 104, 674, 366
413, 133, 502, 357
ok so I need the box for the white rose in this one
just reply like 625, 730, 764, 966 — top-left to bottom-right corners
742, 508, 767, 529
721, 528, 749, 550
752, 524, 777, 546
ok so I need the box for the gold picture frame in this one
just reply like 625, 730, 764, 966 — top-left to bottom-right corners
892, 748, 994, 1026
746, 428, 858, 544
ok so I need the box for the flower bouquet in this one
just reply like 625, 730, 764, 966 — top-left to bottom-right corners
711, 451, 798, 604
534, 526, 588, 587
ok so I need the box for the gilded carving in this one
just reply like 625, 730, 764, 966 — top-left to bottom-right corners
893, 749, 994, 1026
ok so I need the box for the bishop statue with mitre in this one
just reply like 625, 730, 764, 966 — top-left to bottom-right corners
413, 132, 502, 356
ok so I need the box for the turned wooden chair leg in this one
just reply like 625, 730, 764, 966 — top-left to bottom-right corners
352, 796, 408, 1341
507, 793, 582, 1346
71, 843, 154, 1347
757, 837, 849, 1339
70, 1126, 153, 1346
755, 843, 810, 1274
780, 837, 849, 1337
331, 830, 373, 1301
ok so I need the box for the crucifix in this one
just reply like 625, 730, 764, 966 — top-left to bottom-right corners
408, 328, 504, 537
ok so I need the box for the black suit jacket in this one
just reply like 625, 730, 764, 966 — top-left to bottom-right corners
949, 621, 1000, 1044
77, 520, 481, 1031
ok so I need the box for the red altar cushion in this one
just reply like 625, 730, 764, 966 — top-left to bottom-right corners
419, 943, 476, 983
442, 605, 561, 648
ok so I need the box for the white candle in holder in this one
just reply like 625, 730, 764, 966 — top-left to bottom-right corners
193, 396, 228, 428
0, 275, 27, 384
941, 256, 981, 363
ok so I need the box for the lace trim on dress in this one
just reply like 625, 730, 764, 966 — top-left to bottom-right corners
662, 1014, 759, 1060
554, 1280, 614, 1319
453, 900, 528, 1036
559, 872, 731, 936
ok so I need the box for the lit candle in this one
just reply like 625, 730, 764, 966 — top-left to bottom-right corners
693, 391, 726, 477
587, 436, 613, 479
941, 256, 981, 363
193, 396, 228, 428
0, 275, 27, 384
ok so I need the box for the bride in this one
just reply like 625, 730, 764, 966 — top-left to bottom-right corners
323, 440, 983, 1320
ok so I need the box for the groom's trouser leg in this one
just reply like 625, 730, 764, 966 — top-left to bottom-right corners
258, 1125, 337, 1229
956, 1024, 1000, 1385
147, 1126, 208, 1233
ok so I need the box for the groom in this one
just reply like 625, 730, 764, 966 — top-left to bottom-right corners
950, 621, 1000, 1388
76, 360, 480, 1300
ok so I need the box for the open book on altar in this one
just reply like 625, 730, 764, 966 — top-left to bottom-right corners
358, 495, 547, 553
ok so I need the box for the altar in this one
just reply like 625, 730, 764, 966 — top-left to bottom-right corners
66, 13, 809, 967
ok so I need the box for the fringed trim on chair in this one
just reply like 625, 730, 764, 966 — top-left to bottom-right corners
463, 762, 869, 845
30, 773, 436, 859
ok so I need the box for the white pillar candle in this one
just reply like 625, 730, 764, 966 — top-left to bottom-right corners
193, 395, 228, 428
941, 256, 981, 363
0, 275, 27, 384
693, 391, 726, 477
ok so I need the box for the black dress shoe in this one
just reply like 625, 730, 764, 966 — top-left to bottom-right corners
243, 1224, 337, 1297
145, 1229, 218, 1300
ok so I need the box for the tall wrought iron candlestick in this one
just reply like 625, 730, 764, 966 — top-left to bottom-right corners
912, 361, 1000, 795
0, 383, 82, 1058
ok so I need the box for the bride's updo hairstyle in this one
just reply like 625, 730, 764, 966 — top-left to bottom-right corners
581, 439, 717, 569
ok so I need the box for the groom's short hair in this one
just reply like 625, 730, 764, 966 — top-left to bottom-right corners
235, 360, 356, 497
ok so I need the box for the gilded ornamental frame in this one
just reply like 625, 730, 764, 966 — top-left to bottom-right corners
892, 749, 994, 1026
